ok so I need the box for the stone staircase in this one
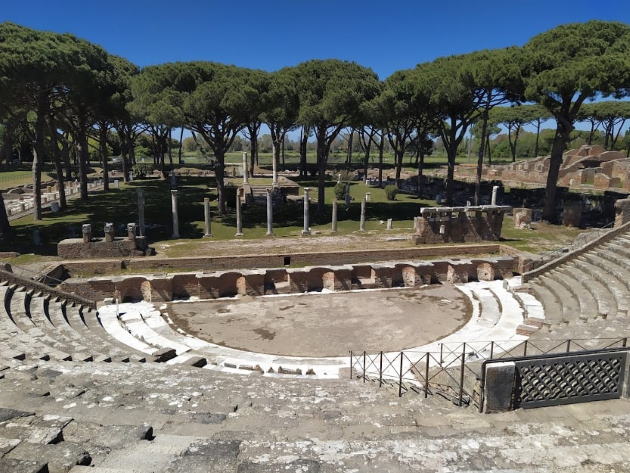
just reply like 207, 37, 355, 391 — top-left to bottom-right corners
523, 223, 630, 333
2, 356, 630, 472
0, 281, 175, 365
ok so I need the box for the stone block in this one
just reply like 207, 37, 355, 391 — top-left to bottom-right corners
483, 361, 515, 413
513, 208, 532, 229
615, 198, 630, 228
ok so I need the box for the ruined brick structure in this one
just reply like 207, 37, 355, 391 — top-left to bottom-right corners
412, 205, 510, 244
454, 145, 630, 192
59, 257, 516, 303
57, 222, 152, 259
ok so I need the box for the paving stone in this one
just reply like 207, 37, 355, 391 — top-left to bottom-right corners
0, 458, 48, 473
0, 408, 34, 423
6, 441, 91, 472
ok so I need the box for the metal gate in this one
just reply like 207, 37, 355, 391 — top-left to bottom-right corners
514, 350, 627, 409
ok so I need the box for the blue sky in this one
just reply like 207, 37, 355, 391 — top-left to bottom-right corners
3, 1, 629, 139
3, 0, 629, 79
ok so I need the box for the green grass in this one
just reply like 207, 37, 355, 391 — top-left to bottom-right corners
3, 175, 434, 256
0, 169, 57, 191
1, 170, 586, 260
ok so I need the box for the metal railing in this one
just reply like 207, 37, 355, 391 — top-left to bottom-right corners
349, 336, 629, 408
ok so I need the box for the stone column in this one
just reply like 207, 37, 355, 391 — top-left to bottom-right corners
82, 224, 92, 243
491, 186, 499, 206
171, 190, 180, 239
127, 223, 137, 241
266, 188, 273, 236
242, 152, 249, 185
235, 189, 243, 237
104, 223, 115, 242
331, 199, 338, 233
137, 189, 145, 237
359, 193, 369, 232
386, 218, 393, 230
203, 197, 212, 237
302, 187, 311, 236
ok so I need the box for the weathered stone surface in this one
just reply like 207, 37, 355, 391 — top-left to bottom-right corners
483, 362, 515, 413
0, 458, 48, 473
6, 441, 91, 473
0, 408, 33, 423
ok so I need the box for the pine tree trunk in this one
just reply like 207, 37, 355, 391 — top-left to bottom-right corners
77, 128, 89, 200
543, 123, 572, 222
178, 127, 184, 165
49, 124, 67, 210
316, 136, 327, 214
32, 94, 48, 220
100, 126, 110, 192
214, 148, 227, 214
474, 115, 489, 206
378, 136, 384, 186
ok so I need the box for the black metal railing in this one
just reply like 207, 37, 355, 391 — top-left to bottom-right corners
349, 336, 629, 408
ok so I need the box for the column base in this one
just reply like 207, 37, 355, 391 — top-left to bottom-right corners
203, 233, 213, 238
265, 232, 273, 237
234, 232, 243, 237
301, 230, 311, 236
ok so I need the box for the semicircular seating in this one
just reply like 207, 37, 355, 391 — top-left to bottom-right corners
525, 227, 630, 333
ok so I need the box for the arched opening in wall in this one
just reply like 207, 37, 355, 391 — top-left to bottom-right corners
306, 268, 327, 292
217, 273, 242, 298
391, 268, 404, 288
264, 270, 289, 295
446, 265, 468, 284
351, 266, 376, 289
140, 281, 152, 302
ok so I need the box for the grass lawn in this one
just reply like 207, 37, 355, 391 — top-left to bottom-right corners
1, 172, 586, 263
0, 169, 58, 191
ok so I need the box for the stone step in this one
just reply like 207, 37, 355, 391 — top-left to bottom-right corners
573, 258, 627, 315
539, 273, 579, 321
555, 267, 599, 320
529, 281, 565, 324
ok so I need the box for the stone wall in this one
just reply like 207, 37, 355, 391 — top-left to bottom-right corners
615, 198, 630, 227
57, 223, 152, 259
453, 145, 630, 192
55, 243, 511, 277
60, 256, 517, 303
412, 206, 510, 244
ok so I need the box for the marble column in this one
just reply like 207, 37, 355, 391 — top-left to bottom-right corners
242, 152, 249, 185
359, 193, 369, 232
266, 188, 273, 236
203, 197, 212, 237
491, 186, 499, 206
137, 189, 145, 237
302, 187, 311, 236
171, 190, 180, 239
235, 189, 243, 237
331, 199, 338, 233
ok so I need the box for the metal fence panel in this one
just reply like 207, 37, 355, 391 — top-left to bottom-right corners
515, 351, 627, 409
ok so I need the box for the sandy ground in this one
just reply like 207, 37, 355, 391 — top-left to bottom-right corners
166, 284, 471, 357
156, 232, 416, 257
